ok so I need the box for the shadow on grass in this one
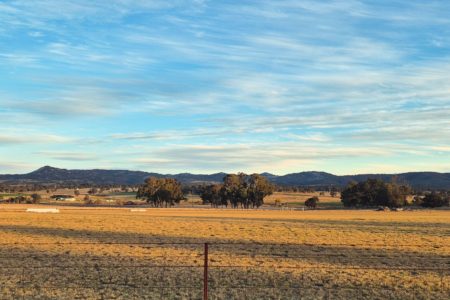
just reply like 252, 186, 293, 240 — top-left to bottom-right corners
0, 225, 448, 271
0, 243, 448, 300
137, 214, 450, 237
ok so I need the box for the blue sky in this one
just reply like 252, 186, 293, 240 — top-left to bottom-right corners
1, 0, 449, 175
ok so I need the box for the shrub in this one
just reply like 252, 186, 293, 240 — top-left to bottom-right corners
305, 196, 319, 209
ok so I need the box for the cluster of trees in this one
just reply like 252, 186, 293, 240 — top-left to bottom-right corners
413, 191, 450, 208
0, 183, 138, 195
136, 177, 184, 207
341, 178, 411, 208
0, 184, 50, 193
184, 183, 320, 196
200, 173, 274, 208
0, 193, 41, 204
341, 178, 450, 208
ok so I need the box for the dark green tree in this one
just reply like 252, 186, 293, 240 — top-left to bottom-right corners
305, 196, 319, 209
200, 184, 223, 207
136, 177, 184, 207
220, 173, 274, 208
247, 174, 274, 208
341, 179, 410, 208
30, 193, 41, 204
421, 192, 450, 208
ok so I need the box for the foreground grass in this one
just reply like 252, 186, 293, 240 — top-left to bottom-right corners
0, 205, 448, 299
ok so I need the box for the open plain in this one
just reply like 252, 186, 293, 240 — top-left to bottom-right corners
0, 205, 448, 299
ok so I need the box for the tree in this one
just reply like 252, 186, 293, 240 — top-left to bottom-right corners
340, 181, 362, 207
136, 177, 184, 207
13, 196, 27, 204
88, 188, 98, 195
305, 196, 319, 209
200, 184, 223, 207
30, 193, 41, 204
221, 174, 244, 208
219, 173, 274, 208
330, 186, 338, 197
421, 192, 450, 208
341, 179, 410, 208
247, 174, 274, 208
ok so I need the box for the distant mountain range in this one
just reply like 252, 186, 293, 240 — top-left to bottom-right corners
1, 166, 449, 190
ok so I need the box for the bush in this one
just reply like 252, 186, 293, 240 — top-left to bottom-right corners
305, 196, 319, 209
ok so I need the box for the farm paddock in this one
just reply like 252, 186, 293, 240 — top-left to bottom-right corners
0, 205, 448, 299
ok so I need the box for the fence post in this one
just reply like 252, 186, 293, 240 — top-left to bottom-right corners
204, 243, 209, 300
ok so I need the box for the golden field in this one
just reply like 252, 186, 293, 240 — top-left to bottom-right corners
0, 205, 448, 299
5, 190, 343, 209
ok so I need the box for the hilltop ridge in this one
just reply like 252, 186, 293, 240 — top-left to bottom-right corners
1, 166, 449, 189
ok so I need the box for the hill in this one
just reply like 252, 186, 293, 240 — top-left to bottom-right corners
0, 166, 449, 189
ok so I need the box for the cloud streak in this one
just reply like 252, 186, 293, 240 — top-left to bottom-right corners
0, 0, 449, 173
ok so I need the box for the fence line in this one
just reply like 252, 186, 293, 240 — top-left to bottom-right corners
0, 242, 448, 299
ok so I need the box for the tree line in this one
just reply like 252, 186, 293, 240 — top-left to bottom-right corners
413, 191, 450, 208
0, 183, 138, 194
341, 178, 449, 208
136, 173, 274, 208
200, 173, 274, 208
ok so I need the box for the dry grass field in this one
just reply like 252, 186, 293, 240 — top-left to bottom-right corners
0, 205, 448, 299
8, 190, 343, 209
265, 192, 341, 208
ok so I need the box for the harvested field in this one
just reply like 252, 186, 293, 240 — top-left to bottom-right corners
0, 205, 448, 299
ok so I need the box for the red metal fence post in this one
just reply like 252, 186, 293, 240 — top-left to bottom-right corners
203, 243, 209, 300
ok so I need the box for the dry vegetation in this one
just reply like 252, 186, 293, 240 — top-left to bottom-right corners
0, 205, 448, 299
5, 189, 344, 209
265, 192, 341, 208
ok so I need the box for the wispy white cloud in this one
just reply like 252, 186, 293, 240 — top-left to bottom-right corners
0, 161, 37, 173
127, 142, 393, 173
0, 0, 449, 173
35, 151, 98, 161
0, 133, 70, 145
7, 86, 138, 117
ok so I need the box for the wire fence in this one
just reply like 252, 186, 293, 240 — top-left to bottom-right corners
0, 242, 449, 299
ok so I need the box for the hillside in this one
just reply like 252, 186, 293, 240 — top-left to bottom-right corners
0, 166, 449, 189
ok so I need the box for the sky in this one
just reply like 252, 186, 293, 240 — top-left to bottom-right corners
0, 0, 449, 175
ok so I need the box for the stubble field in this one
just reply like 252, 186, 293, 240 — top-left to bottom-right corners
0, 205, 448, 299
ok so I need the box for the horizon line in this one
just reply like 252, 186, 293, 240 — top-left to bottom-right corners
2, 165, 448, 177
